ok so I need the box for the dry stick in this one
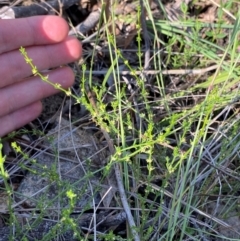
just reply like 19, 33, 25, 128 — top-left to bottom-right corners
87, 89, 140, 241
69, 10, 101, 35
0, 0, 23, 18
84, 64, 219, 76
208, 0, 236, 21
0, 0, 79, 19
81, 21, 113, 43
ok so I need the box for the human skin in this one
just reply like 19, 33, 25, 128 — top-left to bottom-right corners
0, 16, 82, 137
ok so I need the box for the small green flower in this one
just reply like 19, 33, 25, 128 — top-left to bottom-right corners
54, 83, 61, 89
32, 66, 38, 75
11, 142, 21, 153
0, 143, 9, 178
66, 189, 77, 200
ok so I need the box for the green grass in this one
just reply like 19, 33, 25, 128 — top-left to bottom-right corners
1, 0, 240, 240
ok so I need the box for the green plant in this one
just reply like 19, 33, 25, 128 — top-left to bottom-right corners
7, 1, 239, 240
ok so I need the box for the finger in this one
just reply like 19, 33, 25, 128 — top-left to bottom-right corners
0, 67, 74, 117
0, 16, 69, 54
0, 36, 81, 88
0, 101, 42, 137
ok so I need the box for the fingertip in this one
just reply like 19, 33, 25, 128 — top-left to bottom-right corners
39, 16, 69, 42
39, 67, 75, 91
0, 16, 70, 54
59, 67, 75, 88
65, 36, 82, 60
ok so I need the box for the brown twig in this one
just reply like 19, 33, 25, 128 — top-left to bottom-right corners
84, 64, 219, 76
69, 10, 101, 35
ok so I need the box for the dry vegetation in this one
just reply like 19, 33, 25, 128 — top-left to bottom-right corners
0, 0, 240, 240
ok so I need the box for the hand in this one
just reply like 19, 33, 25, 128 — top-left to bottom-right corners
0, 16, 81, 137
